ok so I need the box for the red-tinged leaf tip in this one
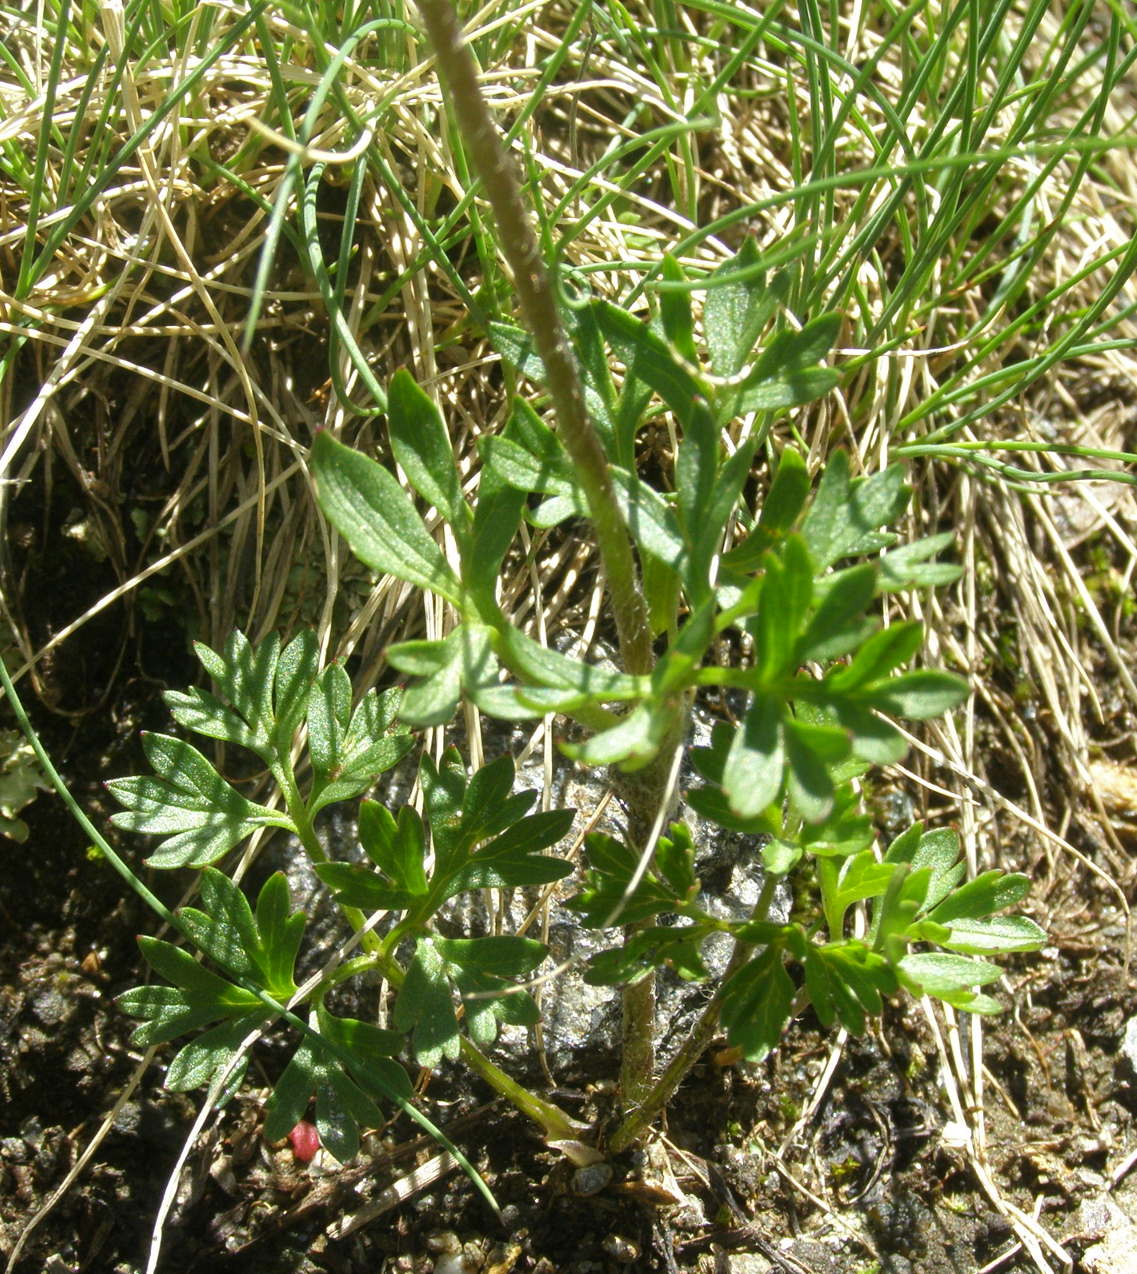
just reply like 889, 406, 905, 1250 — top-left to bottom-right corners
288, 1120, 320, 1163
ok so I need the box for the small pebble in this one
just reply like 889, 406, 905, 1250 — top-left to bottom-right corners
426, 1232, 461, 1254
602, 1234, 639, 1263
572, 1162, 613, 1196
431, 1257, 466, 1274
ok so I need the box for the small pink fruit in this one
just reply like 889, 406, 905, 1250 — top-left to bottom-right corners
288, 1120, 320, 1163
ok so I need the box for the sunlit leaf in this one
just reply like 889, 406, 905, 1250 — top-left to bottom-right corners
107, 734, 289, 868
311, 430, 463, 604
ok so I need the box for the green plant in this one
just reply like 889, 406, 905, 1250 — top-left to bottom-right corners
101, 445, 1046, 1163
88, 0, 1048, 1181
104, 631, 587, 1163
305, 246, 1045, 1154
3, 6, 1081, 1249
99, 345, 1045, 1169
0, 727, 48, 842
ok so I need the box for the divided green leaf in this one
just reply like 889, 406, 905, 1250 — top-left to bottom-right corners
107, 733, 290, 868
263, 1004, 409, 1162
308, 674, 412, 811
720, 945, 795, 1062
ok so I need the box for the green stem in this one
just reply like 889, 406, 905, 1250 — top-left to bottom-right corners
608, 871, 782, 1153
277, 764, 384, 955
0, 655, 176, 929
458, 1038, 590, 1142
374, 939, 587, 1142
412, 0, 654, 678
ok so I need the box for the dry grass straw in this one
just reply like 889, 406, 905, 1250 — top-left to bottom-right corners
3, 0, 1137, 1267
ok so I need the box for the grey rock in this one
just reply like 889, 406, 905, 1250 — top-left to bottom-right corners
28, 986, 70, 1028
572, 1161, 613, 1195
1121, 1016, 1137, 1074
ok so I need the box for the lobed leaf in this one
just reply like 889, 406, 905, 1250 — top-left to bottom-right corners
723, 692, 785, 820
177, 869, 305, 999
932, 914, 1047, 955
163, 686, 260, 755
443, 808, 575, 896
108, 737, 287, 868
927, 868, 1031, 924
123, 938, 264, 1042
255, 873, 307, 996
797, 564, 877, 664
387, 369, 470, 535
313, 862, 421, 913
897, 952, 1003, 1003
861, 670, 969, 720
180, 867, 260, 983
437, 937, 546, 1048
311, 430, 463, 605
801, 453, 909, 570
116, 984, 256, 1048
584, 926, 710, 988
654, 822, 699, 900
878, 532, 962, 593
719, 946, 795, 1062
358, 801, 428, 897
307, 681, 412, 813
272, 629, 321, 753
164, 1015, 262, 1093
261, 1009, 410, 1165
393, 939, 460, 1068
568, 831, 685, 928
723, 447, 809, 572
188, 630, 279, 755
703, 241, 788, 379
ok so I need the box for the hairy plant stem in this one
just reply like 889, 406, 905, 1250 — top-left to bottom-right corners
607, 871, 783, 1153
414, 0, 679, 1130
613, 727, 685, 1110
412, 0, 653, 679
